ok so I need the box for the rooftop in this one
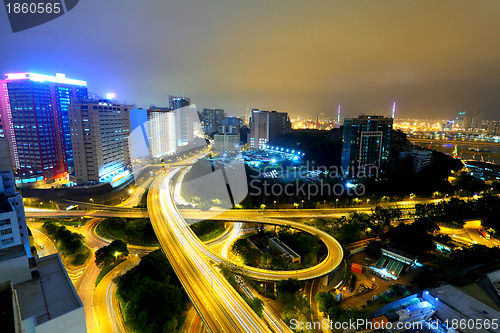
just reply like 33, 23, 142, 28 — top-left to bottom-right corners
15, 254, 81, 325
268, 237, 300, 260
4, 73, 86, 87
431, 285, 500, 321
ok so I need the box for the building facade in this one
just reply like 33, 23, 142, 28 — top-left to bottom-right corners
0, 79, 17, 169
341, 115, 393, 175
213, 134, 240, 152
68, 99, 131, 186
202, 108, 225, 135
0, 171, 29, 253
220, 116, 241, 135
168, 96, 194, 147
457, 110, 484, 130
1, 73, 88, 182
147, 107, 176, 160
249, 109, 292, 149
169, 95, 190, 110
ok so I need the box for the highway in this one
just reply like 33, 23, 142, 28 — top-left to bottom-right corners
409, 137, 500, 147
440, 221, 500, 248
192, 221, 293, 333
31, 227, 58, 257
149, 168, 273, 332
186, 215, 344, 281
24, 200, 420, 219
93, 256, 140, 333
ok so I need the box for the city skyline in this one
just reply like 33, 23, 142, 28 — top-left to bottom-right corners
2, 3, 500, 333
1, 1, 500, 120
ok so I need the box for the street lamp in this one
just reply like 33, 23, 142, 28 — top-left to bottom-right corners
301, 200, 304, 209
273, 200, 276, 210
90, 198, 94, 203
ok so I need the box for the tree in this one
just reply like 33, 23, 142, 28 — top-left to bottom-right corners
276, 278, 301, 295
366, 240, 383, 258
315, 292, 336, 313
95, 240, 129, 267
117, 250, 186, 333
248, 298, 264, 317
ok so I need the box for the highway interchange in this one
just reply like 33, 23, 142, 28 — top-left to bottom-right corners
26, 162, 500, 333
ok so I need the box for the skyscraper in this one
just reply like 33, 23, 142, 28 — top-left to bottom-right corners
220, 116, 241, 135
68, 99, 131, 186
202, 108, 225, 135
0, 170, 29, 253
169, 96, 194, 147
2, 73, 88, 182
341, 115, 393, 175
249, 109, 292, 149
0, 170, 86, 332
0, 80, 17, 169
169, 95, 190, 110
457, 110, 483, 130
147, 107, 177, 160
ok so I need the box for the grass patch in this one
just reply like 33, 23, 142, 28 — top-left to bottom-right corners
96, 258, 126, 287
190, 220, 226, 242
96, 218, 158, 246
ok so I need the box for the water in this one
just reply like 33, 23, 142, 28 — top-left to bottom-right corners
410, 140, 500, 165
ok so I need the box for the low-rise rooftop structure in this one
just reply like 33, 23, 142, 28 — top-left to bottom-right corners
268, 237, 301, 264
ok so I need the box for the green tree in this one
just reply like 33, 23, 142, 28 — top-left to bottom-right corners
315, 292, 336, 313
95, 240, 129, 267
276, 278, 301, 295
366, 240, 383, 258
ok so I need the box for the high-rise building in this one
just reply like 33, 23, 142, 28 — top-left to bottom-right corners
202, 108, 225, 135
486, 121, 500, 136
455, 111, 466, 128
0, 170, 29, 253
0, 170, 86, 332
470, 110, 484, 130
341, 115, 393, 175
249, 109, 292, 149
147, 107, 177, 160
2, 73, 88, 182
0, 138, 13, 172
68, 99, 131, 186
0, 79, 17, 169
220, 116, 241, 135
457, 110, 483, 130
169, 95, 190, 110
168, 95, 194, 147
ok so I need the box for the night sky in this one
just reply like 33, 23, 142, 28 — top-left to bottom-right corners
1, 1, 500, 120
